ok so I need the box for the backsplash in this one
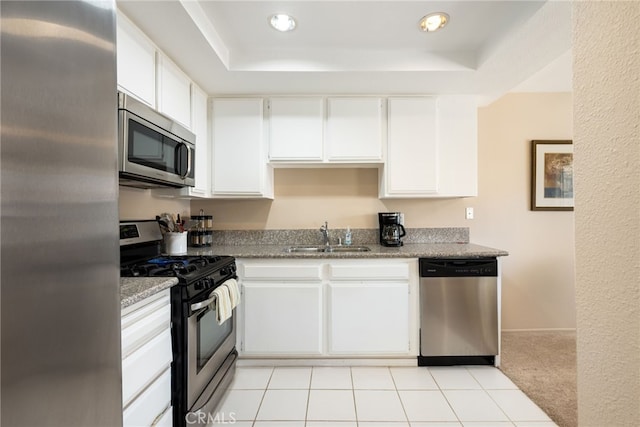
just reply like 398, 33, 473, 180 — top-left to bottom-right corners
211, 227, 469, 246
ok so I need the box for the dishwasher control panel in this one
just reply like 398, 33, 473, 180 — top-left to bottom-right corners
419, 258, 497, 277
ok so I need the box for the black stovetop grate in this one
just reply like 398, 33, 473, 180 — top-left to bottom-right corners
120, 255, 227, 281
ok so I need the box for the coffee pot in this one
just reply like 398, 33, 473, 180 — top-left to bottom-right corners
378, 212, 406, 247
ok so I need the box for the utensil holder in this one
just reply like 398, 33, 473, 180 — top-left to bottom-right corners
165, 232, 187, 255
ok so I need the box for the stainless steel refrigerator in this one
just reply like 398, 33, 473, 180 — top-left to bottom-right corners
1, 1, 122, 426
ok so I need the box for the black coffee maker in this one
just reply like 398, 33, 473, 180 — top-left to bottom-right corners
378, 212, 406, 247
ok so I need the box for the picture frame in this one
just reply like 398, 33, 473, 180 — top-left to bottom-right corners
531, 140, 574, 211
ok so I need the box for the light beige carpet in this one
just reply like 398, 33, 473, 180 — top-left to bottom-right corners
500, 331, 577, 427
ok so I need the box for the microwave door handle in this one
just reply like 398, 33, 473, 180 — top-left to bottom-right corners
184, 143, 192, 178
175, 142, 191, 179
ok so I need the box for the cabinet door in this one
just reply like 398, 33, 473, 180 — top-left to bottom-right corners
326, 97, 383, 161
211, 98, 273, 197
190, 85, 210, 196
242, 282, 323, 355
436, 95, 478, 197
116, 12, 156, 107
269, 97, 324, 161
156, 54, 192, 129
384, 97, 438, 196
329, 282, 409, 354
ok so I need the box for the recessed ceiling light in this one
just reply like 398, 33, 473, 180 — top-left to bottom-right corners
419, 12, 449, 32
269, 14, 296, 32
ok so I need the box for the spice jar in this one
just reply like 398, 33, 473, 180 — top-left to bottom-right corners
189, 230, 204, 247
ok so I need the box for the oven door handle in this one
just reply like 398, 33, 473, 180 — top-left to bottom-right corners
190, 291, 216, 312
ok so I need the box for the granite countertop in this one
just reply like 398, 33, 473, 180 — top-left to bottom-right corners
121, 277, 178, 309
186, 227, 508, 259
185, 242, 508, 259
119, 227, 508, 306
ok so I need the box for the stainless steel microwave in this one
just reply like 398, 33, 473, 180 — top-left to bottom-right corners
118, 91, 195, 188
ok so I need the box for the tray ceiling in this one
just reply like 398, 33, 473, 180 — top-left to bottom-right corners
117, 0, 571, 101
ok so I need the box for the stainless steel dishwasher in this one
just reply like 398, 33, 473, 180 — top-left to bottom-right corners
418, 258, 498, 366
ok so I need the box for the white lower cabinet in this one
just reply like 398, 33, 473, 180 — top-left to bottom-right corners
153, 406, 173, 427
242, 282, 323, 355
329, 282, 409, 354
237, 259, 416, 358
123, 367, 171, 427
121, 289, 172, 427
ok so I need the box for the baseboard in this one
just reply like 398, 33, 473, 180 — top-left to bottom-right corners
502, 328, 576, 332
237, 357, 417, 367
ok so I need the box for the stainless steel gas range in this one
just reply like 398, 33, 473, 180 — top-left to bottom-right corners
120, 220, 237, 427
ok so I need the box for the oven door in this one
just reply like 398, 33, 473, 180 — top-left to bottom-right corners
186, 289, 236, 409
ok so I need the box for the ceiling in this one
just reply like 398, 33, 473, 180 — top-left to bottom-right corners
117, 0, 572, 102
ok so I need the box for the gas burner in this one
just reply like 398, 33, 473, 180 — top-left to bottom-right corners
147, 255, 223, 269
120, 255, 232, 283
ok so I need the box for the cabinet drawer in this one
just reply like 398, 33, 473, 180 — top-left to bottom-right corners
123, 367, 171, 427
122, 329, 172, 407
242, 264, 322, 280
121, 303, 170, 358
329, 263, 409, 280
121, 290, 170, 327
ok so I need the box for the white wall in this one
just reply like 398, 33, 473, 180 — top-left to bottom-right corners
192, 92, 575, 331
573, 2, 640, 425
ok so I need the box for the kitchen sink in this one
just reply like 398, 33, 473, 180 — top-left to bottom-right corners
285, 246, 324, 253
329, 245, 371, 252
285, 245, 371, 253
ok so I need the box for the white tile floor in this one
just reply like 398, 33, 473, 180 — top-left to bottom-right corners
214, 366, 558, 427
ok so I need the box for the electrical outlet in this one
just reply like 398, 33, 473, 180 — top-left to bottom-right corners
465, 207, 474, 220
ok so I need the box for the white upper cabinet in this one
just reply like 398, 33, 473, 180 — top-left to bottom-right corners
436, 95, 478, 197
268, 97, 324, 161
211, 98, 274, 198
116, 11, 156, 107
381, 95, 478, 198
156, 54, 192, 129
190, 85, 210, 196
268, 97, 383, 164
326, 97, 384, 162
383, 97, 438, 196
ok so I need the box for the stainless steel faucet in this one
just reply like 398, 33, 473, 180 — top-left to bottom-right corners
320, 221, 330, 246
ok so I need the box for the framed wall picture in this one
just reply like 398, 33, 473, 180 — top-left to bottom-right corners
531, 140, 574, 211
